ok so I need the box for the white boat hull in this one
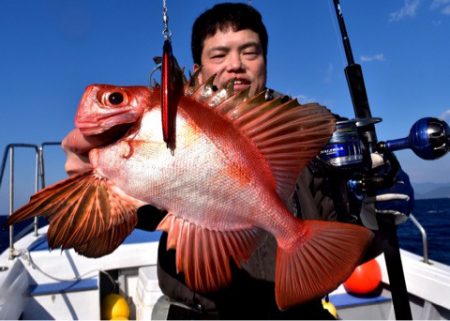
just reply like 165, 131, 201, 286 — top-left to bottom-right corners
1, 225, 450, 320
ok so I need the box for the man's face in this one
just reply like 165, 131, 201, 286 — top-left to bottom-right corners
194, 28, 267, 97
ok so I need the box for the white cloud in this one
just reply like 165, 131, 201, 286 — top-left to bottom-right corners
439, 109, 450, 122
430, 0, 450, 15
431, 0, 450, 9
389, 0, 421, 22
295, 94, 316, 104
324, 63, 334, 84
360, 54, 385, 62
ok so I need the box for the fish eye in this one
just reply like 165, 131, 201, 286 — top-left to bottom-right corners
108, 92, 124, 105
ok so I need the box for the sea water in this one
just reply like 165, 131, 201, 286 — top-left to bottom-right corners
397, 198, 450, 265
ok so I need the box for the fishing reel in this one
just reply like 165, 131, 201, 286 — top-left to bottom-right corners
318, 117, 450, 194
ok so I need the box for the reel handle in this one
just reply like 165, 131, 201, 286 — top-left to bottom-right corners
382, 117, 450, 160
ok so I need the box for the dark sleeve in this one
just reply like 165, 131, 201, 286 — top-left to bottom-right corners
295, 161, 384, 262
294, 165, 337, 221
135, 205, 167, 231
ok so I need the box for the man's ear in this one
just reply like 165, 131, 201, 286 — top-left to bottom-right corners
193, 64, 203, 83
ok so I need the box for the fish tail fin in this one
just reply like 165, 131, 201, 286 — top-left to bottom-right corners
7, 171, 141, 257
275, 220, 373, 310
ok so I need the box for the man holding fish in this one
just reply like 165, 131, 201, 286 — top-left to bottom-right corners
151, 3, 412, 319
10, 2, 413, 320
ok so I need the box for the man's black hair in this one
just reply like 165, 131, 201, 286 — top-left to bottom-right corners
191, 2, 268, 65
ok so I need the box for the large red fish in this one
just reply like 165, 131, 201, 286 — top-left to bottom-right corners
8, 77, 373, 309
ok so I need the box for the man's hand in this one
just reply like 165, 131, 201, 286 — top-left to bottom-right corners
61, 128, 107, 176
62, 127, 169, 231
359, 153, 415, 230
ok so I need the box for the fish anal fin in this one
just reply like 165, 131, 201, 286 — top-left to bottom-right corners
157, 213, 265, 292
275, 220, 373, 310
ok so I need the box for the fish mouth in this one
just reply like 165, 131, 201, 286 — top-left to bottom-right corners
76, 109, 139, 136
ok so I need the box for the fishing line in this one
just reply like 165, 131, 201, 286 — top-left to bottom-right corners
327, 0, 348, 69
148, 0, 173, 88
162, 0, 172, 41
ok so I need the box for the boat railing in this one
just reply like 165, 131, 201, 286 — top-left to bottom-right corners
0, 142, 61, 260
408, 213, 430, 264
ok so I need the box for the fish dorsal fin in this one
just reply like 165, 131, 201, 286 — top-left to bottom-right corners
185, 75, 336, 202
236, 96, 336, 201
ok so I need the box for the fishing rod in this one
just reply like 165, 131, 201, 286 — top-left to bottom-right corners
327, 1, 450, 319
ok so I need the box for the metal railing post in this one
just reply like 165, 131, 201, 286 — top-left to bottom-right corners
409, 214, 430, 264
8, 147, 15, 260
1, 144, 40, 259
34, 147, 41, 237
1, 142, 62, 258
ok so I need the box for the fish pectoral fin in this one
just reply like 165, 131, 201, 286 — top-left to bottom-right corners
7, 171, 141, 256
275, 220, 373, 310
73, 217, 137, 257
157, 213, 265, 292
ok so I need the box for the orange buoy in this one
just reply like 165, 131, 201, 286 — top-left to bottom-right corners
343, 258, 382, 295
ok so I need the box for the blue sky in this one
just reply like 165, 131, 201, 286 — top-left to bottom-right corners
1, 0, 449, 212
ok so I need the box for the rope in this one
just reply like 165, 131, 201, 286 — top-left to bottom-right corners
19, 250, 117, 290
